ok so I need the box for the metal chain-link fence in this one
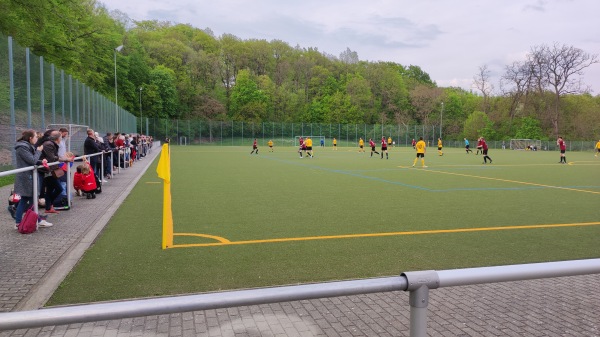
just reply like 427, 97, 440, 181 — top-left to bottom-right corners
0, 35, 137, 169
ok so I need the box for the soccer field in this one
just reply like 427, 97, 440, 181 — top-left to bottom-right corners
48, 145, 600, 305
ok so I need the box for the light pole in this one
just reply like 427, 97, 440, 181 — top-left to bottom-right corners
440, 102, 444, 140
114, 45, 123, 131
139, 87, 143, 134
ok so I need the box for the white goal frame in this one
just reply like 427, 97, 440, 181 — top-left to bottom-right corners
510, 139, 541, 150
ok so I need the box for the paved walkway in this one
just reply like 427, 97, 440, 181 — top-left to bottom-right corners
1, 147, 599, 336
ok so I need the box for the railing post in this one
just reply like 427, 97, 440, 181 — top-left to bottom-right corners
409, 285, 429, 337
402, 270, 440, 337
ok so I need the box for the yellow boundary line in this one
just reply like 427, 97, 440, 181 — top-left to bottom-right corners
419, 168, 600, 195
170, 222, 600, 248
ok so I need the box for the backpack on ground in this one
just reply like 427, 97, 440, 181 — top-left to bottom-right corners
18, 206, 38, 234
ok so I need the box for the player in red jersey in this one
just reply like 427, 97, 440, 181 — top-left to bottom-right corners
250, 139, 258, 154
380, 137, 388, 159
369, 138, 380, 157
481, 138, 492, 164
298, 137, 305, 158
476, 137, 483, 155
557, 136, 567, 164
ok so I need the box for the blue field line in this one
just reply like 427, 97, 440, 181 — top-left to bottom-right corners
259, 156, 600, 193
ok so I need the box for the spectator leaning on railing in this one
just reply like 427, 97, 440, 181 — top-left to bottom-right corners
13, 130, 53, 228
40, 130, 74, 215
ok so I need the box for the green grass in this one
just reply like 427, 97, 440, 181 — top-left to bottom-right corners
47, 146, 600, 306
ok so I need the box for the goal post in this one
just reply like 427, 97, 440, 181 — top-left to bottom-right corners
510, 139, 541, 150
294, 136, 326, 146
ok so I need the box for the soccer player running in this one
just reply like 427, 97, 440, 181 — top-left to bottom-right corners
268, 139, 274, 152
482, 138, 492, 164
412, 137, 427, 167
411, 138, 416, 149
464, 138, 473, 153
358, 138, 365, 152
332, 138, 337, 151
305, 137, 314, 158
387, 136, 392, 148
380, 136, 389, 159
437, 138, 443, 156
557, 136, 567, 163
369, 138, 380, 157
250, 138, 259, 154
595, 139, 600, 157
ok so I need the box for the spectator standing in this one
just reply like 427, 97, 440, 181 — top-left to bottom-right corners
84, 129, 102, 179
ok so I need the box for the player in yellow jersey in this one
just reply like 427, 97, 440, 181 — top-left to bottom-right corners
268, 139, 274, 152
305, 137, 314, 158
412, 137, 427, 168
387, 136, 392, 148
437, 138, 443, 156
358, 138, 365, 152
333, 138, 337, 150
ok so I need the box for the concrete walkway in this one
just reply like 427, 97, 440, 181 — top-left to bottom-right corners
1, 147, 599, 336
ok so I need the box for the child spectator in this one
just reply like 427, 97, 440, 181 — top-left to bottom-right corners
73, 159, 98, 199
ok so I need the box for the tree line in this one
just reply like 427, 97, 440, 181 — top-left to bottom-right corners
1, 0, 598, 140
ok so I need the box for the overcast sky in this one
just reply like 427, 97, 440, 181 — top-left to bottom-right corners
100, 0, 600, 94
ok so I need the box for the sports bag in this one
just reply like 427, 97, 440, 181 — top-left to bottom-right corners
18, 206, 38, 234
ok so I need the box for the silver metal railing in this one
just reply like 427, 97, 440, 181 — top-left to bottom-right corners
1, 259, 599, 336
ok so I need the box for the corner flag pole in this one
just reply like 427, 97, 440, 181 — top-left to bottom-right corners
157, 143, 173, 249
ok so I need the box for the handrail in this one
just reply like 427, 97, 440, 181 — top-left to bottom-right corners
1, 258, 599, 334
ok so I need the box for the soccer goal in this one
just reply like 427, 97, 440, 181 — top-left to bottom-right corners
294, 136, 325, 146
179, 136, 187, 146
510, 139, 541, 150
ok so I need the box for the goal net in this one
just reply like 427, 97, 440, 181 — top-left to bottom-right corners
294, 136, 325, 146
510, 139, 541, 150
47, 124, 89, 157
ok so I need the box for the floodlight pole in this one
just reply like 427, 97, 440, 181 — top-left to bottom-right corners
139, 87, 143, 134
114, 45, 123, 132
440, 102, 444, 139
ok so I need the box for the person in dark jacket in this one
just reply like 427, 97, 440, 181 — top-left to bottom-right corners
13, 130, 53, 228
84, 129, 102, 179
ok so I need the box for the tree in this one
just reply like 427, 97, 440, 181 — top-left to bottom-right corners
339, 47, 359, 64
542, 43, 598, 136
514, 117, 544, 139
463, 111, 492, 140
149, 65, 179, 118
229, 69, 268, 122
473, 65, 494, 113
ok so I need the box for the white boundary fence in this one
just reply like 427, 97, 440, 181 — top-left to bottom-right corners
0, 259, 598, 336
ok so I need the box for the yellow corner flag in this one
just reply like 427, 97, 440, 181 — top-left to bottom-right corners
157, 144, 173, 249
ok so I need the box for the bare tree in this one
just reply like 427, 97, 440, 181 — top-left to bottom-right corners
339, 47, 359, 64
473, 65, 494, 113
501, 60, 533, 126
542, 43, 598, 136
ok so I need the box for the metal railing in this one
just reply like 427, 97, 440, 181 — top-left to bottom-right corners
0, 259, 598, 336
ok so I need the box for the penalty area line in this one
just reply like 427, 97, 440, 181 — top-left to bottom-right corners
168, 222, 600, 248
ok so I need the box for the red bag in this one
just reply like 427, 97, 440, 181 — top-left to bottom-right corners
18, 206, 38, 234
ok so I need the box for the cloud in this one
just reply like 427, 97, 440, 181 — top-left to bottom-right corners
523, 0, 548, 12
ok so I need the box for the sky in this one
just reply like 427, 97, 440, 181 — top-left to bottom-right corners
100, 0, 600, 94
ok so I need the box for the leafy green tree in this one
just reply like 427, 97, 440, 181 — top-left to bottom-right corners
463, 111, 492, 139
149, 65, 179, 118
514, 117, 544, 139
229, 69, 268, 121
